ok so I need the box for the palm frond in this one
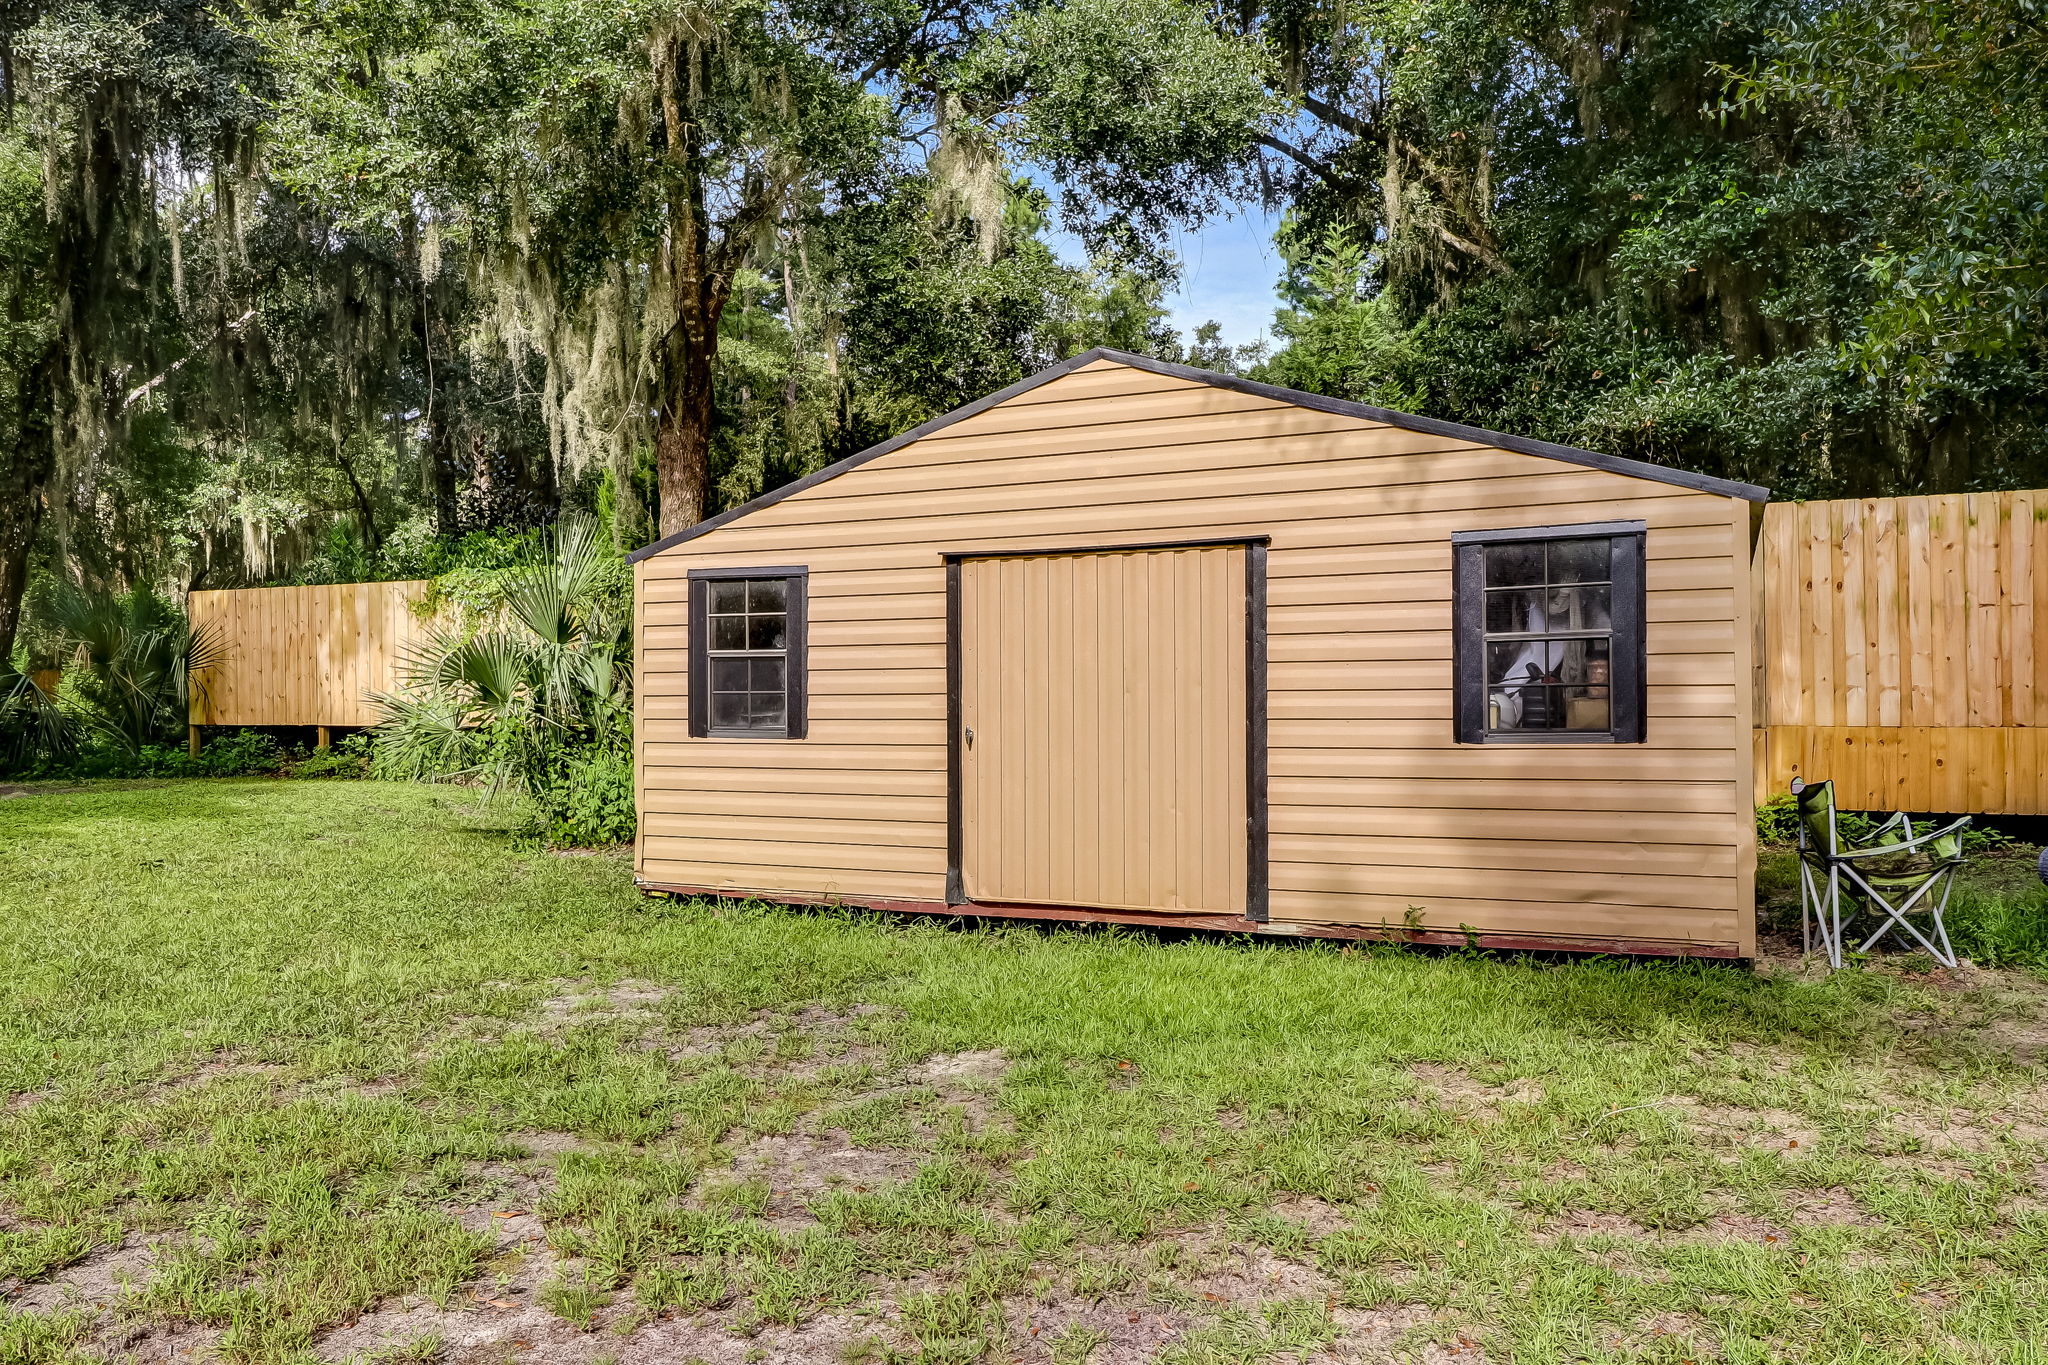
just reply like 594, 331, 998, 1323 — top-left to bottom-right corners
502, 514, 607, 646
367, 687, 486, 781
436, 631, 534, 715
0, 671, 77, 770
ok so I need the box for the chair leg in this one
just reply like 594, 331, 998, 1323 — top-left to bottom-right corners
1800, 860, 1832, 965
1828, 865, 1846, 969
1927, 871, 1960, 969
1848, 869, 1960, 969
1799, 861, 1814, 959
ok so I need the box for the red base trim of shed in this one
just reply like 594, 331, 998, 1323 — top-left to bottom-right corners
634, 880, 1743, 961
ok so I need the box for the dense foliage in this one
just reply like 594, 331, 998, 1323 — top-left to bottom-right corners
1234, 0, 2048, 497
369, 517, 638, 844
0, 585, 221, 774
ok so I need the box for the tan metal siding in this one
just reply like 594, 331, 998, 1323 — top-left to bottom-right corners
960, 547, 1247, 913
636, 358, 1751, 951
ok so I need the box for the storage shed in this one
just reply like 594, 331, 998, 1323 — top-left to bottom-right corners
629, 350, 1769, 957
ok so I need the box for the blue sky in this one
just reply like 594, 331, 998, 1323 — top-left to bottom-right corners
1047, 203, 1287, 350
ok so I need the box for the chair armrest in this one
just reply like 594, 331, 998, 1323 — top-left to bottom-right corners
1848, 811, 1913, 848
1829, 816, 1972, 861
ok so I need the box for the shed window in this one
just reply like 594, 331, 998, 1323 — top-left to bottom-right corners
1452, 522, 1645, 743
687, 568, 808, 738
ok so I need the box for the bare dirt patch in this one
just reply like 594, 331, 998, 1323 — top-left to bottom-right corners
535, 980, 671, 1027
1175, 1238, 1335, 1305
904, 1048, 1010, 1128
1687, 1212, 1797, 1246
1606, 1310, 1720, 1359
652, 1004, 896, 1083
713, 1131, 923, 1224
1410, 1065, 1544, 1122
447, 1161, 555, 1246
1267, 1194, 1353, 1238
318, 1236, 584, 1363
3, 1233, 156, 1313
1303, 1303, 1438, 1363
617, 1310, 894, 1365
94, 1320, 223, 1364
1674, 1098, 1821, 1156
909, 1049, 1008, 1086
1783, 1186, 1880, 1227
1877, 1106, 2048, 1155
149, 1057, 293, 1096
1006, 1292, 1195, 1364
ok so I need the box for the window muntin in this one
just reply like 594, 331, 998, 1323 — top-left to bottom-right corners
1451, 522, 1645, 744
706, 578, 789, 731
688, 569, 806, 738
1481, 537, 1614, 734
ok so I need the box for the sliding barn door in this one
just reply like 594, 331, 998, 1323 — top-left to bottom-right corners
959, 546, 1248, 914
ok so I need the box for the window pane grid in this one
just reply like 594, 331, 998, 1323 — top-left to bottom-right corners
704, 576, 790, 733
1480, 537, 1614, 735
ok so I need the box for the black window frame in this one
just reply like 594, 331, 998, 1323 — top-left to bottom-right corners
686, 567, 809, 739
1451, 521, 1646, 745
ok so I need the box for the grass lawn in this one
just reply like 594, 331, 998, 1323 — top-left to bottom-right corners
2, 781, 2046, 1365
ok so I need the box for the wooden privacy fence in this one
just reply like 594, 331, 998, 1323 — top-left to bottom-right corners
1753, 491, 2048, 814
187, 580, 436, 732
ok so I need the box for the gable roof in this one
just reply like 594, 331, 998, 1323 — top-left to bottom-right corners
628, 347, 1770, 563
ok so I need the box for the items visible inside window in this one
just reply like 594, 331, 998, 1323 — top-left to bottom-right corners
1480, 537, 1614, 734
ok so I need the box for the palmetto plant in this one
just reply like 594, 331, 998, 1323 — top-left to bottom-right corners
55, 584, 226, 751
371, 516, 632, 801
0, 668, 71, 769
2, 585, 225, 772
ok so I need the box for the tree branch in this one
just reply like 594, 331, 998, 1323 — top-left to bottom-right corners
1434, 223, 1508, 274
119, 310, 256, 412
1256, 133, 1358, 195
1299, 91, 1377, 141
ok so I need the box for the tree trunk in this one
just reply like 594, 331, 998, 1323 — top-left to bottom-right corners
654, 347, 715, 536
426, 403, 458, 536
415, 305, 459, 536
334, 442, 383, 552
0, 349, 55, 666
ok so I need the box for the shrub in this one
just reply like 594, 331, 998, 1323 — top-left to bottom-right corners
1757, 792, 2017, 855
287, 735, 372, 779
180, 730, 285, 777
532, 746, 636, 845
0, 585, 223, 777
369, 516, 635, 844
52, 729, 283, 780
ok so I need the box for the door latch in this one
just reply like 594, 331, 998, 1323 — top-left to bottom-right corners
964, 726, 975, 746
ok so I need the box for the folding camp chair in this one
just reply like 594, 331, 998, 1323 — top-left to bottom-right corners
1792, 779, 1970, 968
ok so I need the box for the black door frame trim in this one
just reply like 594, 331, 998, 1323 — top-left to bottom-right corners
1244, 542, 1270, 920
944, 536, 1271, 918
940, 534, 1272, 562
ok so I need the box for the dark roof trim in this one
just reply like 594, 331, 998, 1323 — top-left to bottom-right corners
628, 348, 1768, 562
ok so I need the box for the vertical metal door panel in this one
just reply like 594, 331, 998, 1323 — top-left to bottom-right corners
961, 545, 1247, 913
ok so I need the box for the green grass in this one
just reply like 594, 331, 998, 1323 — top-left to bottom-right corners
2, 781, 2047, 1363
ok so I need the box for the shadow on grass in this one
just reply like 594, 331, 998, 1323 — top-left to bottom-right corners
643, 892, 1934, 1061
